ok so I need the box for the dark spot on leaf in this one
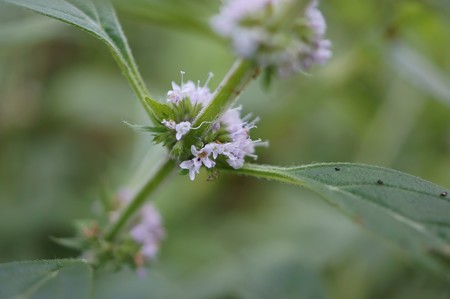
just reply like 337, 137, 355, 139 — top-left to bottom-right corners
440, 191, 448, 197
334, 167, 340, 171
377, 179, 384, 185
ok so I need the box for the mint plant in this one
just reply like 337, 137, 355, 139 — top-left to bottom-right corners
0, 0, 449, 297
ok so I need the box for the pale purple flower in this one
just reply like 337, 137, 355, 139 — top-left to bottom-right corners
210, 0, 332, 76
191, 145, 216, 168
312, 39, 332, 65
305, 0, 326, 37
227, 156, 245, 169
189, 73, 214, 105
167, 82, 184, 104
204, 142, 224, 159
175, 121, 191, 140
130, 203, 165, 261
167, 72, 214, 106
179, 145, 218, 181
180, 159, 201, 181
300, 0, 332, 70
141, 243, 159, 260
211, 0, 276, 58
222, 138, 268, 169
231, 28, 269, 58
220, 106, 244, 133
211, 0, 276, 36
167, 71, 194, 103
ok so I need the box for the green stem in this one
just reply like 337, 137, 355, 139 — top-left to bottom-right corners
189, 59, 260, 139
105, 159, 176, 241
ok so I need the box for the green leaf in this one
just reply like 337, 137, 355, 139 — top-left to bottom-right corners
3, 0, 153, 117
228, 163, 450, 274
144, 97, 176, 122
0, 259, 93, 299
50, 236, 86, 250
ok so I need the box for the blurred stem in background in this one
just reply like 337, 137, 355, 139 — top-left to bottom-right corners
105, 159, 175, 241
356, 78, 425, 165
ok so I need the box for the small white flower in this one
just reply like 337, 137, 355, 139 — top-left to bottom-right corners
167, 82, 184, 104
204, 142, 224, 159
162, 119, 176, 130
227, 156, 245, 169
220, 106, 244, 132
167, 71, 192, 103
222, 141, 240, 158
180, 159, 201, 181
175, 121, 191, 140
188, 73, 214, 105
167, 72, 214, 106
191, 145, 216, 169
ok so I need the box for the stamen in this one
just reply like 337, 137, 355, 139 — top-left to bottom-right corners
242, 113, 254, 122
245, 116, 260, 129
180, 70, 185, 87
204, 72, 214, 87
254, 140, 269, 147
191, 121, 214, 130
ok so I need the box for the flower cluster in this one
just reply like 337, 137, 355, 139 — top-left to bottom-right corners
180, 106, 267, 180
130, 203, 165, 261
210, 0, 332, 76
151, 72, 266, 181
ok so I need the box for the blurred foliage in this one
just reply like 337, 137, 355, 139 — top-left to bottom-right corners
0, 0, 449, 298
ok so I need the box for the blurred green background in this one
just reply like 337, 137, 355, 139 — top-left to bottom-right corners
0, 0, 449, 298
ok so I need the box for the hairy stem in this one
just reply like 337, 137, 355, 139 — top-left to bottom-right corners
219, 163, 301, 186
189, 59, 260, 139
105, 159, 176, 241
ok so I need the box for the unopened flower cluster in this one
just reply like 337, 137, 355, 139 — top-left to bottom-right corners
152, 73, 266, 181
211, 0, 332, 76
